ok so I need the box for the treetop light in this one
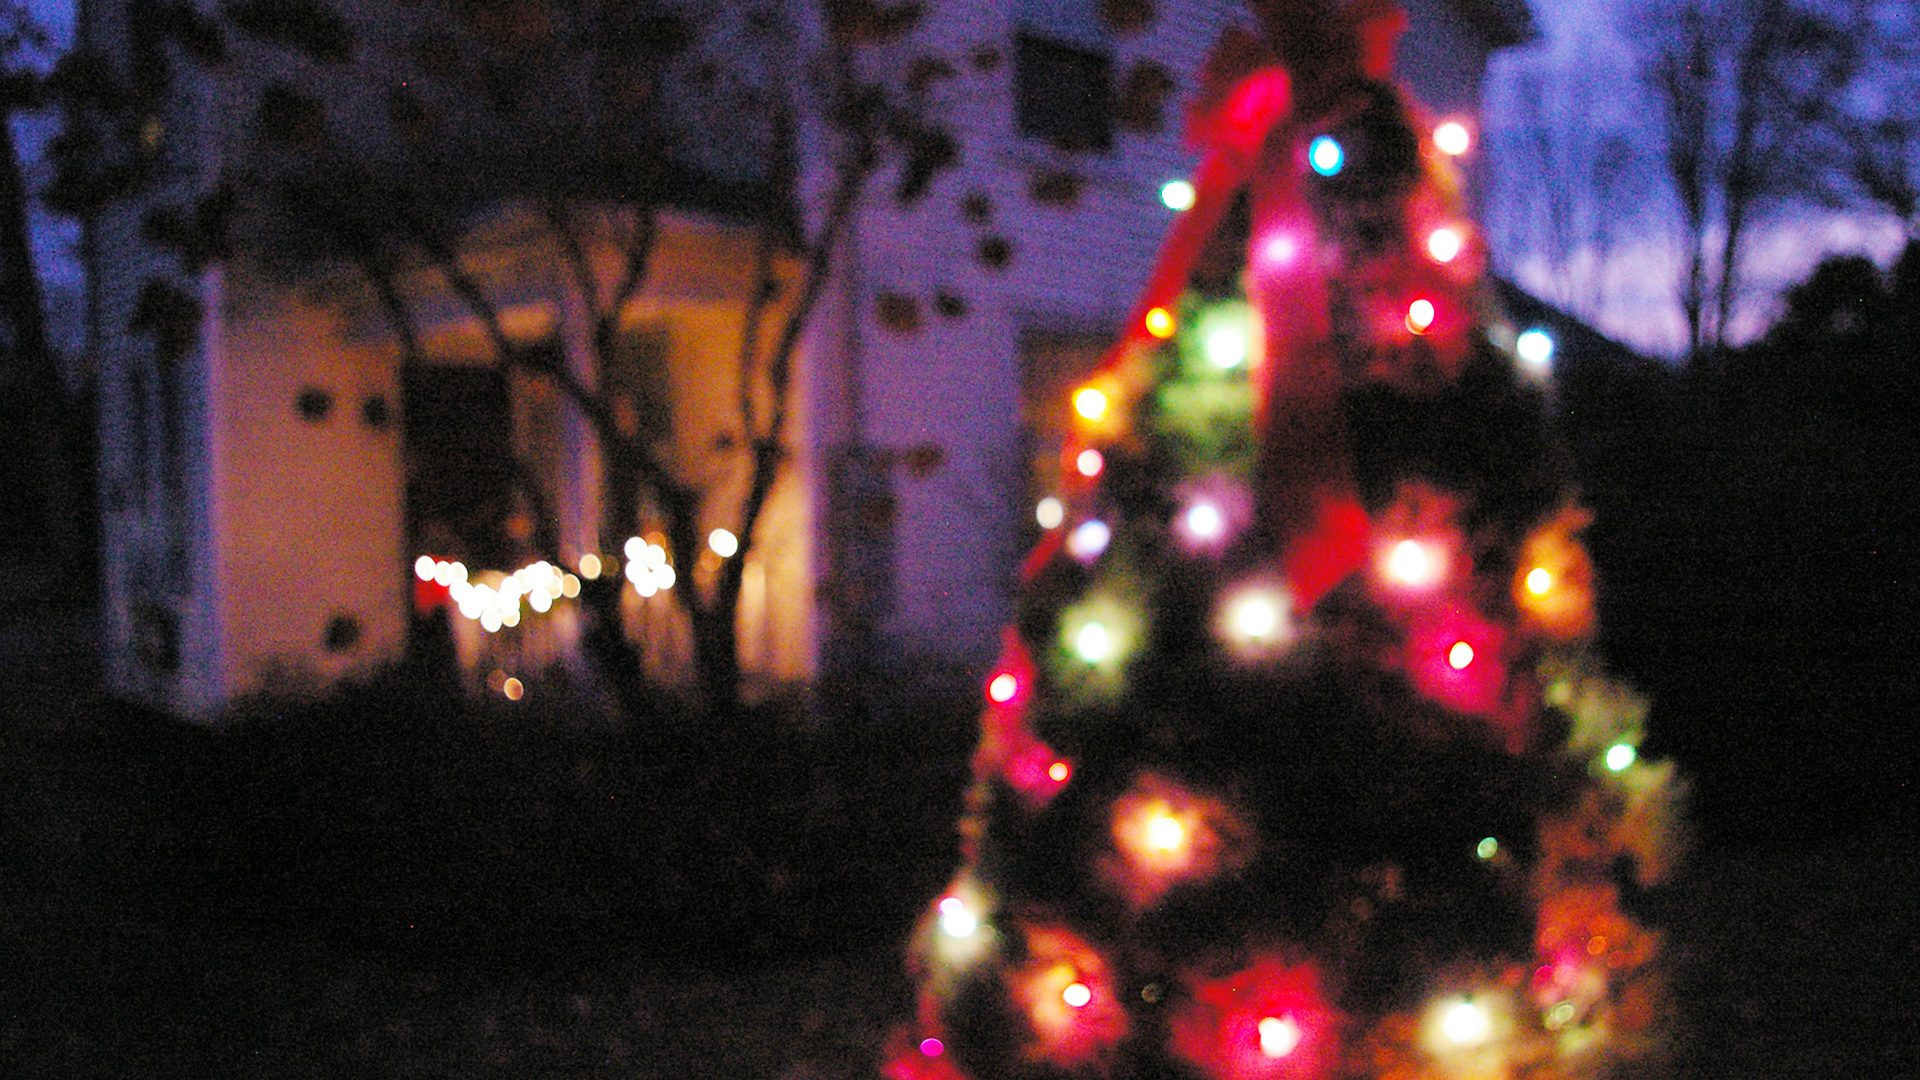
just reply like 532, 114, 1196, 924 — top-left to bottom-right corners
1063, 982, 1092, 1008
1526, 566, 1552, 595
1434, 121, 1471, 156
1160, 179, 1196, 211
1308, 135, 1344, 176
1448, 641, 1474, 669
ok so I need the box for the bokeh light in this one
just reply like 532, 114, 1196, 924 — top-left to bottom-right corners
1217, 582, 1297, 659
1258, 1015, 1302, 1058
1076, 449, 1105, 478
1036, 496, 1066, 530
1427, 227, 1463, 263
988, 672, 1020, 703
1407, 298, 1436, 334
1076, 622, 1112, 662
1145, 307, 1176, 338
939, 896, 978, 939
1160, 179, 1196, 210
1441, 999, 1490, 1046
1067, 519, 1112, 562
1186, 501, 1223, 540
1434, 121, 1471, 156
1074, 386, 1109, 421
1384, 538, 1446, 589
1606, 743, 1637, 771
1516, 328, 1555, 375
1309, 135, 1344, 176
709, 528, 739, 558
1448, 641, 1475, 669
1206, 326, 1247, 369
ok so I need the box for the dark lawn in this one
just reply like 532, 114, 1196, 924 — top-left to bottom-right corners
2, 607, 1913, 1079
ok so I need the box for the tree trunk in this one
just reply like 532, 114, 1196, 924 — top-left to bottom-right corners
0, 99, 83, 567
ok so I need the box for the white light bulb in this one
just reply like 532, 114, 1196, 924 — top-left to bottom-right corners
1076, 622, 1111, 662
1516, 329, 1555, 372
1036, 497, 1065, 530
1067, 519, 1111, 561
1259, 1016, 1302, 1058
1443, 1000, 1490, 1046
938, 897, 977, 939
1206, 327, 1247, 369
1186, 501, 1222, 539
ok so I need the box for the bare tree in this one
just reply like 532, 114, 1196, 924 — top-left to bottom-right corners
0, 3, 89, 568
106, 0, 958, 715
1637, 0, 1871, 362
1490, 59, 1653, 324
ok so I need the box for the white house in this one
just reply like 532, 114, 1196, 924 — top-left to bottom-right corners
89, 0, 1532, 717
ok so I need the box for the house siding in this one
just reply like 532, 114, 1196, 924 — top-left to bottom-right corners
811, 0, 1530, 677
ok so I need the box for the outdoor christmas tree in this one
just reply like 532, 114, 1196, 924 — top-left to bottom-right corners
887, 3, 1685, 1079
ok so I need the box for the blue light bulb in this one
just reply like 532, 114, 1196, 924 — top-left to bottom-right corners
1309, 136, 1344, 176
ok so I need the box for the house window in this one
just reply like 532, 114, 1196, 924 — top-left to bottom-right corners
403, 365, 515, 568
1015, 33, 1113, 152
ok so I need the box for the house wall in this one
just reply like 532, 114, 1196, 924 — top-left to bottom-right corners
208, 271, 410, 700
811, 0, 1529, 678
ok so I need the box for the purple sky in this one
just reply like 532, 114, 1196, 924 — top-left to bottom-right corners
12, 0, 1908, 360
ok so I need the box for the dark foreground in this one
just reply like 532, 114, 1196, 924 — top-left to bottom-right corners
2, 613, 1914, 1079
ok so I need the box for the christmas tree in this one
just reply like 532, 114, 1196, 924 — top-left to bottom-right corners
886, 3, 1685, 1079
